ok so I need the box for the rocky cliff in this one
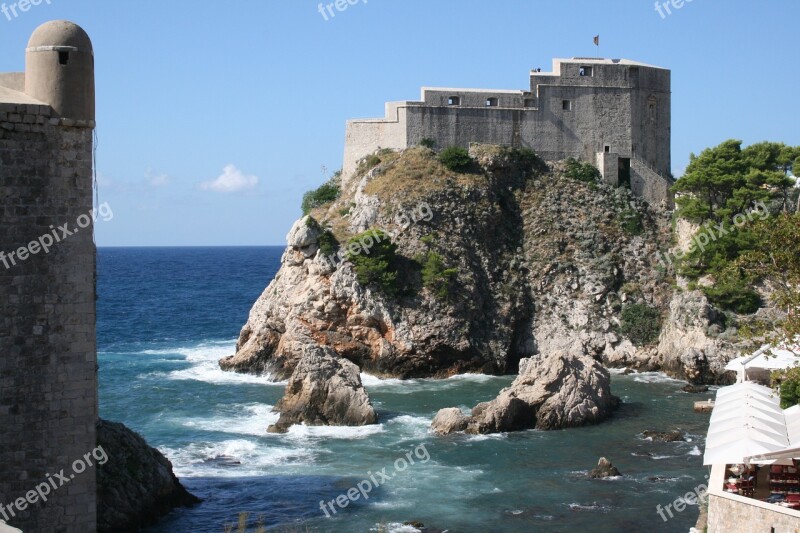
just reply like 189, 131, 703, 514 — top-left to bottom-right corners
220, 145, 743, 385
97, 419, 199, 533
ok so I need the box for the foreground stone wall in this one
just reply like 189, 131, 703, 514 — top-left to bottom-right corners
708, 493, 800, 532
0, 102, 97, 532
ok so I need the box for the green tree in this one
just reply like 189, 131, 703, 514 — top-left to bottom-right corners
730, 212, 800, 340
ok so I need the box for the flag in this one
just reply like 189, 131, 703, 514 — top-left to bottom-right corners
593, 35, 600, 46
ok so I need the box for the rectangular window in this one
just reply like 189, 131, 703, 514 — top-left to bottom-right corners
448, 96, 460, 106
562, 100, 572, 111
485, 97, 498, 107
579, 66, 593, 77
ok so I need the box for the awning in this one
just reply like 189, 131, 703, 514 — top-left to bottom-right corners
725, 344, 800, 372
703, 382, 790, 465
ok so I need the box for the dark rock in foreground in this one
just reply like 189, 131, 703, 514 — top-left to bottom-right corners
589, 457, 621, 479
431, 350, 619, 434
97, 419, 199, 533
268, 345, 378, 433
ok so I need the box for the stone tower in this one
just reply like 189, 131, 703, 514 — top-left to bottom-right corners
0, 20, 97, 532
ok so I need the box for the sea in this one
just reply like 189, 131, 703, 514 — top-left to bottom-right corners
97, 247, 711, 532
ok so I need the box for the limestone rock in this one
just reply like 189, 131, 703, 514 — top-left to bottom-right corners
219, 147, 761, 385
430, 407, 470, 435
656, 290, 740, 384
97, 419, 199, 533
267, 345, 378, 433
432, 350, 619, 435
589, 457, 621, 479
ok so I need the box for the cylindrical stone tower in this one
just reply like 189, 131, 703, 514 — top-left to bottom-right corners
25, 20, 95, 123
0, 20, 97, 532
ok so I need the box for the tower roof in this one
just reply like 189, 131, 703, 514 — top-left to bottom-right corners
27, 20, 92, 53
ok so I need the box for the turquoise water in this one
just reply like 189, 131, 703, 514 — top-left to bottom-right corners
98, 248, 710, 532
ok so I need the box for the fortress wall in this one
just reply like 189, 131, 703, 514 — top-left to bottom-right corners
524, 85, 633, 162
405, 106, 525, 151
0, 103, 97, 532
630, 67, 671, 174
420, 89, 527, 108
342, 102, 408, 182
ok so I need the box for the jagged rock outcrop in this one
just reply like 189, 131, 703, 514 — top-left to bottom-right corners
97, 419, 199, 533
589, 457, 621, 479
220, 146, 682, 380
432, 350, 619, 434
267, 345, 377, 433
656, 288, 742, 384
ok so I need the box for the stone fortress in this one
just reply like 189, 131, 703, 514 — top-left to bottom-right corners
0, 20, 97, 532
343, 57, 674, 207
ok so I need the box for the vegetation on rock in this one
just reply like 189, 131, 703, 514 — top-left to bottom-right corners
418, 250, 458, 299
564, 157, 601, 182
438, 146, 473, 172
345, 229, 399, 295
620, 303, 662, 346
671, 140, 799, 312
301, 171, 341, 215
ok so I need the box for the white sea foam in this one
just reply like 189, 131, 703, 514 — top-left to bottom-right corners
180, 404, 279, 437
383, 523, 422, 533
632, 372, 685, 384
145, 340, 286, 386
688, 445, 701, 456
360, 372, 507, 392
281, 422, 385, 441
160, 438, 315, 478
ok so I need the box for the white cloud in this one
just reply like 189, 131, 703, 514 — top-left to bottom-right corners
200, 164, 259, 193
146, 168, 169, 187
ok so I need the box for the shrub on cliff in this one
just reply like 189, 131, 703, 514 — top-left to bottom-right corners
419, 251, 458, 299
439, 147, 473, 172
564, 158, 601, 182
345, 229, 399, 295
301, 172, 341, 215
620, 303, 661, 346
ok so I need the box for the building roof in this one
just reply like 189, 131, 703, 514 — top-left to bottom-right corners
27, 20, 92, 53
558, 57, 667, 69
0, 84, 46, 106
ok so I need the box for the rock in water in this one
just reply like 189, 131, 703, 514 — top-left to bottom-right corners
430, 407, 471, 435
97, 419, 199, 533
642, 430, 685, 442
682, 384, 709, 393
432, 350, 619, 435
589, 457, 621, 478
267, 345, 378, 433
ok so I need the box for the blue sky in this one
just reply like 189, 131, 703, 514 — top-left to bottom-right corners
1, 0, 798, 246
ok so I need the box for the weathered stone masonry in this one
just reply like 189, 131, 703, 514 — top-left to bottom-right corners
0, 21, 97, 533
